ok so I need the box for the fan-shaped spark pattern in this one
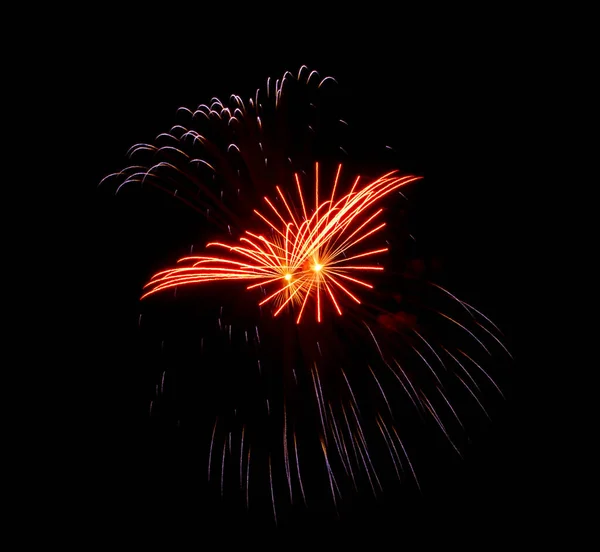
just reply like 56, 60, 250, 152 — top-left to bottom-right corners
141, 163, 422, 323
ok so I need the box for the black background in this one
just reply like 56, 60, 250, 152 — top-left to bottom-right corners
28, 12, 549, 548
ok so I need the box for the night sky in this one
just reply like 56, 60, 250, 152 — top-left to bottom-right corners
41, 17, 544, 547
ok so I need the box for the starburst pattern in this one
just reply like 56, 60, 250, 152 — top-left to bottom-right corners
99, 65, 512, 527
141, 163, 422, 324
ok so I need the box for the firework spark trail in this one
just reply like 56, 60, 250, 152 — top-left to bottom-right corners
393, 426, 421, 491
139, 163, 422, 323
221, 440, 227, 497
378, 416, 405, 478
101, 65, 513, 523
340, 404, 359, 491
349, 402, 382, 495
458, 349, 505, 398
246, 447, 251, 510
239, 425, 245, 489
208, 418, 218, 482
320, 438, 340, 513
328, 404, 352, 478
283, 402, 293, 503
268, 454, 277, 525
100, 66, 345, 225
311, 364, 329, 445
293, 433, 307, 506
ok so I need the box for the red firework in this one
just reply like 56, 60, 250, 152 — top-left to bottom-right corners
141, 162, 422, 323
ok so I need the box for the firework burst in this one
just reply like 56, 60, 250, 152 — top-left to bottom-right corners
99, 66, 512, 526
140, 162, 422, 324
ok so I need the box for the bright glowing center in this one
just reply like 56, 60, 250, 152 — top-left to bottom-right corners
313, 263, 323, 272
284, 273, 292, 281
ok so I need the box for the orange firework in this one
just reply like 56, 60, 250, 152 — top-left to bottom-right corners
141, 163, 422, 323
98, 66, 512, 526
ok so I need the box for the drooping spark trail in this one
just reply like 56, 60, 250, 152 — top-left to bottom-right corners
99, 65, 512, 525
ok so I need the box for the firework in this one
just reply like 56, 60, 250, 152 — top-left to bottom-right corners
100, 66, 511, 526
140, 163, 422, 324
